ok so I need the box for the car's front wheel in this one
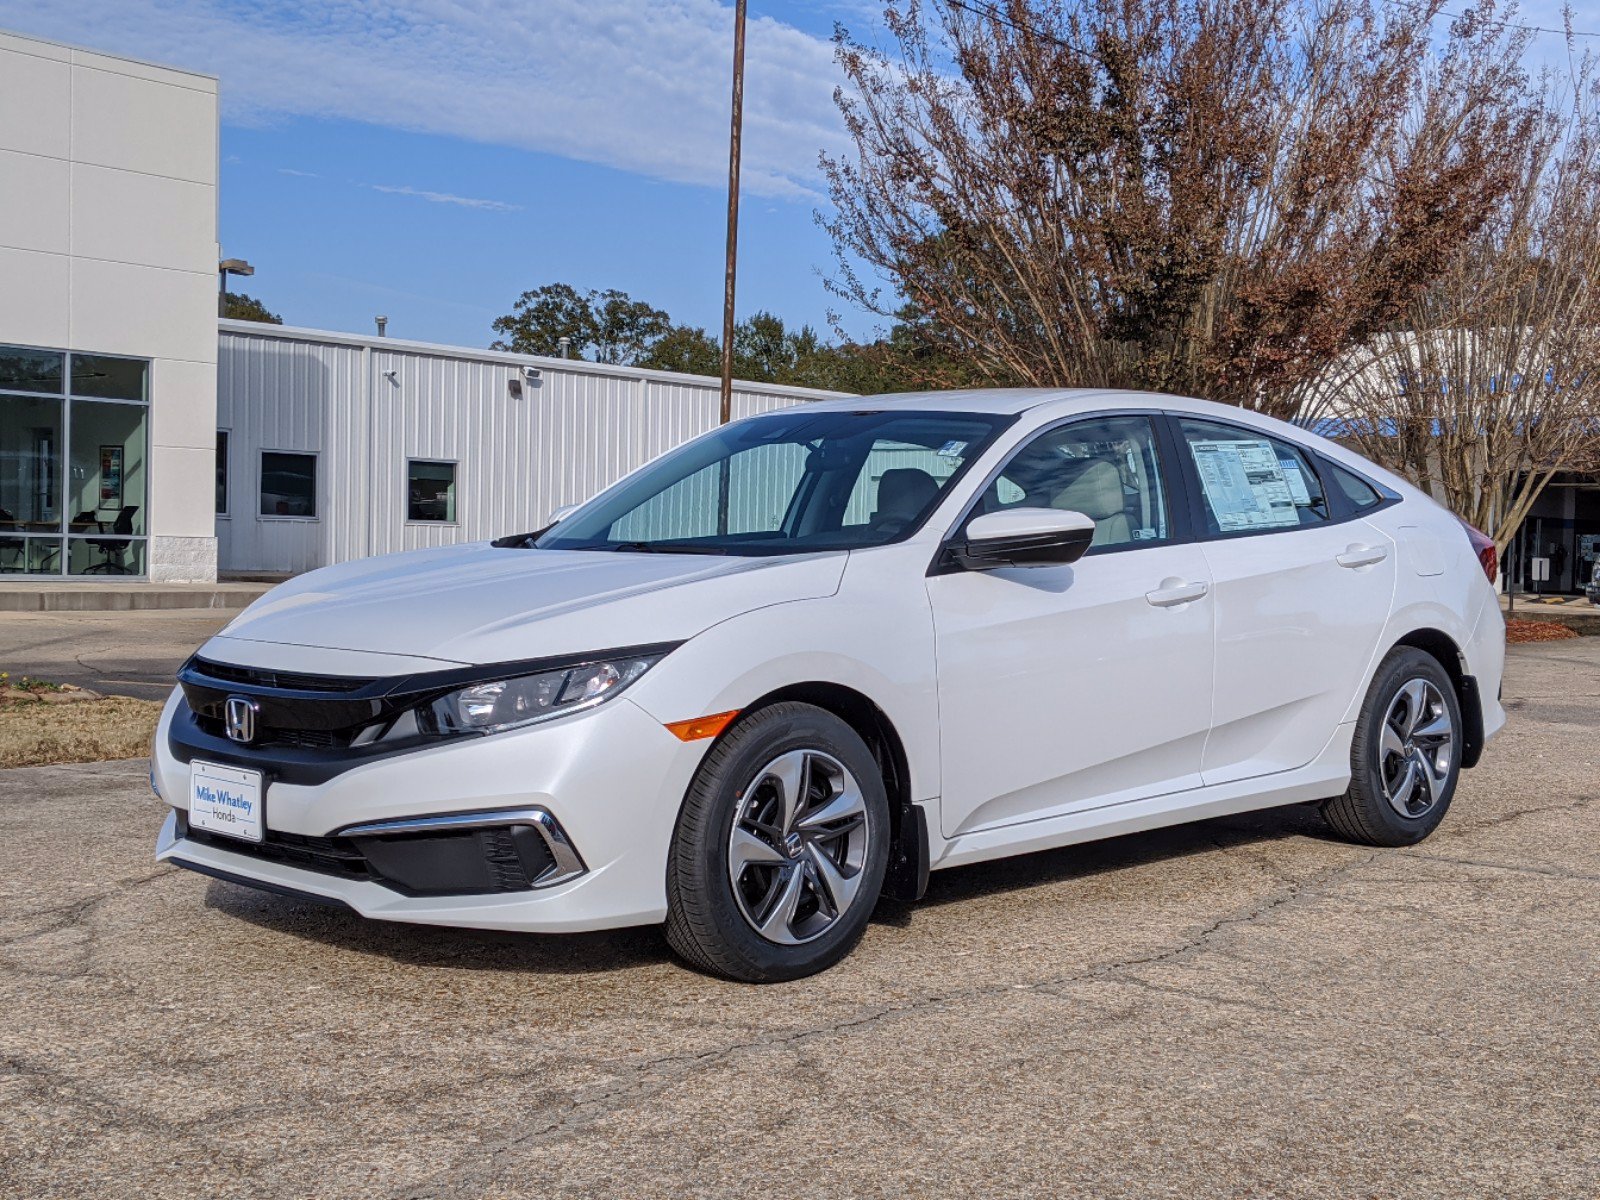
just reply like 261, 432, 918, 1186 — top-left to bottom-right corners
1322, 646, 1462, 847
665, 702, 889, 982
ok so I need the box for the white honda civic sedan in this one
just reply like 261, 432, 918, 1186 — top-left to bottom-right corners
153, 389, 1506, 981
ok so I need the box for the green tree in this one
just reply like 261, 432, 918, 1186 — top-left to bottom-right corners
223, 292, 282, 324
491, 283, 674, 365
637, 324, 722, 376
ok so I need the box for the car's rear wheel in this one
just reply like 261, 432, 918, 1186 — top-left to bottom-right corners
1323, 647, 1462, 847
665, 702, 889, 982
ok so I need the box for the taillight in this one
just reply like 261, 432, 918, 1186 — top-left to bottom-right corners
1455, 517, 1497, 584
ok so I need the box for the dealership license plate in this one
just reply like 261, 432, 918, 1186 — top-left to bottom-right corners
189, 761, 264, 844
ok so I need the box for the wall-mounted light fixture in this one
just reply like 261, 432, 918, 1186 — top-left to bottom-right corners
509, 366, 540, 400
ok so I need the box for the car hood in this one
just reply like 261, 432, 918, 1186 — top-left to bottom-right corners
207, 542, 847, 668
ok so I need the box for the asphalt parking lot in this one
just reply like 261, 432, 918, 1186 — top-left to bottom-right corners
0, 609, 234, 700
0, 636, 1596, 1199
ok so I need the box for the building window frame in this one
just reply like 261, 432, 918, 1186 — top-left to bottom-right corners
405, 458, 460, 526
216, 429, 230, 518
0, 341, 152, 579
258, 449, 320, 522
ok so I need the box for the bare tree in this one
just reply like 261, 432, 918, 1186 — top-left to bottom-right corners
822, 0, 1539, 415
1309, 63, 1600, 555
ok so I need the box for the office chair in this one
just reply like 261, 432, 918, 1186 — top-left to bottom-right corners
84, 505, 139, 574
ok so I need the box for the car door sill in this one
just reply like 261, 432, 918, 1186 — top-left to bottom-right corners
932, 756, 1351, 872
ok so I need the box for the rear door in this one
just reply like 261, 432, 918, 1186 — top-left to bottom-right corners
1169, 416, 1397, 785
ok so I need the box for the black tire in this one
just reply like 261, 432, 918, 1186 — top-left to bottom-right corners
664, 702, 890, 983
1322, 646, 1462, 847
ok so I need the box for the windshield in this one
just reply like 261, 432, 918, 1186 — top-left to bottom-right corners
534, 409, 1012, 555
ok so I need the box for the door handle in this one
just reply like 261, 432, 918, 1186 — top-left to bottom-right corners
1145, 579, 1209, 607
1336, 545, 1389, 569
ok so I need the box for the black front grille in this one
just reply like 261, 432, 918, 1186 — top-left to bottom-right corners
190, 658, 375, 694
191, 716, 357, 750
176, 811, 372, 880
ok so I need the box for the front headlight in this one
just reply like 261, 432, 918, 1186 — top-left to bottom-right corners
420, 653, 663, 736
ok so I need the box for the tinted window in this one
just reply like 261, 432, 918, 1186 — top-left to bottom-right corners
1329, 462, 1382, 511
70, 354, 147, 401
974, 415, 1170, 549
1178, 418, 1329, 535
537, 410, 1009, 555
216, 431, 229, 515
260, 452, 317, 518
408, 460, 457, 523
0, 347, 64, 395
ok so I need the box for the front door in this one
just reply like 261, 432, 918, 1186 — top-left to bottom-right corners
927, 414, 1215, 839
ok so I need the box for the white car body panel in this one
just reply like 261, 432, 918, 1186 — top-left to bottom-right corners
1197, 515, 1397, 785
214, 541, 848, 663
927, 542, 1215, 837
153, 387, 1507, 936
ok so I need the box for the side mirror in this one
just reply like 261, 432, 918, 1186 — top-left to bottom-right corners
949, 507, 1095, 570
546, 503, 579, 525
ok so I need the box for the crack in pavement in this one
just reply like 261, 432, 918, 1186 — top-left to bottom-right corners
394, 850, 1385, 1200
1397, 851, 1600, 883
0, 1052, 265, 1177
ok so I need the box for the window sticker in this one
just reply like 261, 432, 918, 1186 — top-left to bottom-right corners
1279, 457, 1312, 506
935, 439, 968, 458
1189, 439, 1299, 531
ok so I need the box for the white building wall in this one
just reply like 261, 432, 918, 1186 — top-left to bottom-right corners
0, 30, 219, 581
217, 322, 850, 575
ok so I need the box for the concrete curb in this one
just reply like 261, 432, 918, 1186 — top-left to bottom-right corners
0, 585, 269, 613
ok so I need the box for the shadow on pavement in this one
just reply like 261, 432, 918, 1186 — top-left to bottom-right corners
198, 801, 1333, 972
202, 879, 672, 975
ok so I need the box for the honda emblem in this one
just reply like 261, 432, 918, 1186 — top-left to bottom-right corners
224, 696, 259, 744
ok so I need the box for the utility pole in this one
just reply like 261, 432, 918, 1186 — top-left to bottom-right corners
718, 0, 747, 425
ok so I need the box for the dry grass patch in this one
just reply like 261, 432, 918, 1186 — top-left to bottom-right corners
0, 697, 164, 768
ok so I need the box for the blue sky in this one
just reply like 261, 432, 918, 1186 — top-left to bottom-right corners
2, 1, 1593, 351
0, 0, 887, 348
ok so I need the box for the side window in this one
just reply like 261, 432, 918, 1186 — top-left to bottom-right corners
1328, 462, 1383, 511
974, 415, 1170, 549
1178, 418, 1329, 535
841, 437, 971, 530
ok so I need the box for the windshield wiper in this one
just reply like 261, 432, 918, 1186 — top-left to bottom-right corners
608, 541, 729, 555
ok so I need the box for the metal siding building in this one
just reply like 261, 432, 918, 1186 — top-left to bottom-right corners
216, 321, 849, 575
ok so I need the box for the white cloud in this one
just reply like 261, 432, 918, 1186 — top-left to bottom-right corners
368, 183, 521, 211
0, 0, 848, 200
276, 167, 320, 178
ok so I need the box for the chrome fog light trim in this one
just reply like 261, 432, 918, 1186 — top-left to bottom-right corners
337, 807, 587, 887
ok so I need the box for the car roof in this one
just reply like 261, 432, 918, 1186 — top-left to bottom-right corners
797, 386, 1272, 423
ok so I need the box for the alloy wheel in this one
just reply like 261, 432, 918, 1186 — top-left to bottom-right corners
1377, 678, 1455, 819
727, 749, 871, 945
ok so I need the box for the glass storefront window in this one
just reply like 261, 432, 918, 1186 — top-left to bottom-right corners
407, 460, 457, 522
70, 354, 148, 402
0, 344, 150, 576
68, 400, 148, 538
0, 394, 64, 536
0, 347, 64, 394
68, 537, 146, 577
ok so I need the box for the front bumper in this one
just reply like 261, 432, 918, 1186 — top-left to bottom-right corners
152, 691, 709, 932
